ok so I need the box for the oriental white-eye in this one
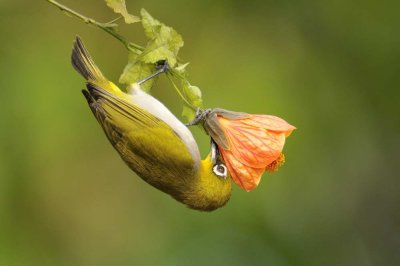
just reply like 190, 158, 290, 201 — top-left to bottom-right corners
71, 37, 231, 211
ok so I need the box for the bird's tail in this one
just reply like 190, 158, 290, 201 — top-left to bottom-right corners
71, 36, 123, 97
71, 36, 106, 82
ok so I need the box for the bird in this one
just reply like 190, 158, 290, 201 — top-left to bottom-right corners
71, 37, 231, 211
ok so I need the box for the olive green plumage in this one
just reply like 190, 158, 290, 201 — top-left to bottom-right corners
72, 37, 231, 211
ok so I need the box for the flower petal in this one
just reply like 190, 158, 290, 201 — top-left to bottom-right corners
218, 117, 286, 168
221, 149, 264, 191
242, 115, 296, 136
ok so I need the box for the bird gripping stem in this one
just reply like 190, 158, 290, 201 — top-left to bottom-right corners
137, 60, 170, 85
185, 108, 212, 126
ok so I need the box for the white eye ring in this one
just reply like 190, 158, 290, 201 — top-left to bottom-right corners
213, 164, 227, 178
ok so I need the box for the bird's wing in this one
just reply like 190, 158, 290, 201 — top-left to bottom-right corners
83, 84, 196, 182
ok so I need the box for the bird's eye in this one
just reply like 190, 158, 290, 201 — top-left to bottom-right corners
213, 163, 227, 178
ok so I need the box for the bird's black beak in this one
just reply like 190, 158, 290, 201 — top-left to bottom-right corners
210, 138, 220, 164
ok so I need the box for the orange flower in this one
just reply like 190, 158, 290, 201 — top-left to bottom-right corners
203, 109, 295, 191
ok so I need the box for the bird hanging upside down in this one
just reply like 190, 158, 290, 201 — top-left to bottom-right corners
71, 37, 295, 211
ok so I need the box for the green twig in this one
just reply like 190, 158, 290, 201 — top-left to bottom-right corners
166, 74, 196, 110
46, 0, 143, 54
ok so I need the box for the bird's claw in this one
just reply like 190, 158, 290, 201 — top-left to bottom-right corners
185, 108, 211, 126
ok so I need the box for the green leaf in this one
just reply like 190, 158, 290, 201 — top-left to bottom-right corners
180, 81, 202, 122
182, 82, 203, 108
140, 9, 161, 39
182, 105, 196, 123
118, 9, 185, 93
174, 62, 190, 76
105, 0, 140, 24
140, 40, 177, 65
140, 8, 183, 67
119, 52, 155, 92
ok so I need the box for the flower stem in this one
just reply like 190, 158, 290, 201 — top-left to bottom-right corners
166, 74, 196, 110
46, 0, 143, 54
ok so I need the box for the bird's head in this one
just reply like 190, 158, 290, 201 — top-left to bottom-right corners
179, 140, 232, 211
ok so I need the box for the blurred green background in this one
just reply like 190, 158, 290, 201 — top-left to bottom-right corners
1, 0, 399, 265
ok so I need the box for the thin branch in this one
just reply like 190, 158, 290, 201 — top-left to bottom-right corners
166, 74, 196, 110
46, 0, 143, 54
